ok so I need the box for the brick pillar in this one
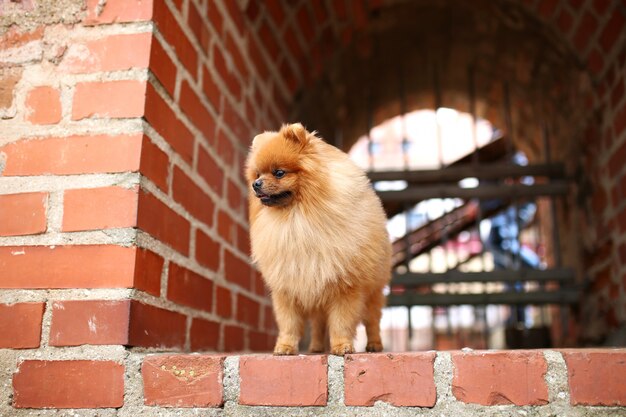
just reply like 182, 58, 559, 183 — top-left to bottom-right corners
1, 4, 280, 409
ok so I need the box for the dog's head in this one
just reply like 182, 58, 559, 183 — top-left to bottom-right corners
245, 123, 312, 208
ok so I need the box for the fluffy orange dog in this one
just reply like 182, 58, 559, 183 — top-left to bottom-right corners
246, 123, 391, 355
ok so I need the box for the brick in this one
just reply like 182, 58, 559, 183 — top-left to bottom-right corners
128, 301, 186, 348
296, 5, 315, 41
224, 249, 251, 290
137, 189, 190, 255
311, 0, 329, 24
599, 10, 625, 52
190, 318, 220, 351
573, 12, 598, 51
259, 19, 280, 60
0, 26, 43, 50
609, 134, 626, 177
153, 1, 198, 77
264, 305, 277, 331
216, 285, 232, 319
49, 300, 130, 346
223, 0, 245, 35
216, 128, 235, 165
72, 80, 146, 120
84, 0, 153, 24
222, 99, 248, 143
0, 134, 142, 176
198, 146, 223, 195
167, 263, 214, 312
0, 245, 136, 289
614, 100, 626, 138
279, 59, 297, 94
172, 166, 215, 226
451, 350, 548, 406
13, 360, 124, 408
60, 33, 151, 74
179, 79, 216, 141
0, 68, 22, 109
143, 355, 224, 407
563, 349, 626, 405
239, 355, 327, 406
284, 25, 303, 61
333, 0, 347, 20
0, 302, 44, 348
202, 65, 221, 112
557, 8, 574, 33
196, 229, 220, 271
225, 32, 248, 79
248, 36, 269, 79
237, 293, 260, 327
145, 83, 194, 163
134, 247, 164, 296
213, 43, 241, 100
245, 0, 260, 21
587, 48, 604, 75
25, 86, 61, 124
537, 0, 557, 18
238, 224, 251, 256
62, 186, 138, 231
0, 192, 47, 236
249, 330, 273, 351
265, 0, 285, 26
188, 1, 210, 52
207, 3, 223, 35
217, 209, 236, 245
223, 325, 245, 352
140, 135, 169, 191
344, 352, 436, 407
254, 270, 266, 296
149, 36, 177, 97
227, 179, 243, 212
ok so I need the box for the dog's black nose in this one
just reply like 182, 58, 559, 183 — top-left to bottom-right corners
253, 179, 263, 190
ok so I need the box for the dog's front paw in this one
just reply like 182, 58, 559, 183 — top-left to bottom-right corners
330, 342, 354, 356
365, 341, 383, 352
273, 343, 298, 355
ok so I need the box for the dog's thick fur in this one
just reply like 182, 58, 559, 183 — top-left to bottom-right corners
246, 123, 391, 355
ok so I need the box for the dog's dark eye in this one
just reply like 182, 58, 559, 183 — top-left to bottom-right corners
273, 169, 286, 178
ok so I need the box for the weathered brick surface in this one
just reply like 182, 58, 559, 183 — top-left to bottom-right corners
62, 186, 138, 231
128, 301, 186, 349
167, 262, 214, 313
49, 300, 130, 346
563, 349, 626, 406
25, 86, 61, 124
239, 355, 328, 406
451, 350, 549, 406
344, 352, 437, 407
13, 361, 124, 408
0, 303, 45, 348
0, 134, 142, 175
72, 80, 146, 120
0, 245, 136, 289
0, 192, 47, 237
60, 33, 151, 73
142, 355, 224, 407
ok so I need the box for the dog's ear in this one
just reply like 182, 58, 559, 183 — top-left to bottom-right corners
280, 123, 309, 147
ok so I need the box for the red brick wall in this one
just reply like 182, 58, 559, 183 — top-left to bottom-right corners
0, 0, 279, 358
9, 350, 626, 412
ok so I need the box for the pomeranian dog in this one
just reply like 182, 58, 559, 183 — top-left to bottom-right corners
246, 123, 391, 355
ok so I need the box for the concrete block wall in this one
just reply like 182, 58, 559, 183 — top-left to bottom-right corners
3, 349, 626, 415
